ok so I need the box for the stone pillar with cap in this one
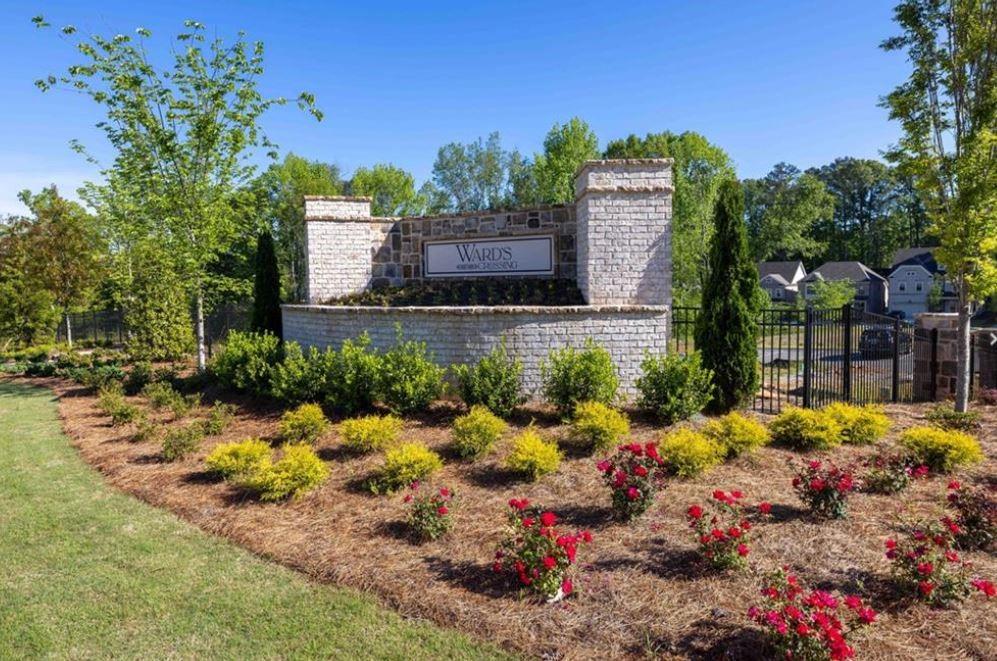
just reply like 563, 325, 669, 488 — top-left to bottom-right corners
573, 159, 674, 306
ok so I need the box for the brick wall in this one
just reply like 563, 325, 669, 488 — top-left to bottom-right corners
282, 304, 669, 396
303, 196, 374, 303
575, 160, 673, 306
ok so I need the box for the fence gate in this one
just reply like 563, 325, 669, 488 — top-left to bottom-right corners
672, 305, 922, 414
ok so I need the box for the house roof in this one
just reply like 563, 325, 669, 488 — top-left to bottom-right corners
760, 273, 790, 286
758, 261, 805, 282
891, 247, 941, 273
801, 261, 887, 284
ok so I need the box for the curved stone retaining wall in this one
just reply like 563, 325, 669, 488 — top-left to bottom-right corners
282, 304, 669, 396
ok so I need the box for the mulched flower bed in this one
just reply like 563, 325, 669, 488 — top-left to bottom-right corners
35, 375, 997, 660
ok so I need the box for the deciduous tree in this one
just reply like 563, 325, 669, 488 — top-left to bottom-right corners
349, 163, 426, 216
533, 117, 599, 204
742, 163, 832, 263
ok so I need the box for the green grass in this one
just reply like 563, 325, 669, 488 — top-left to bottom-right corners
0, 381, 510, 660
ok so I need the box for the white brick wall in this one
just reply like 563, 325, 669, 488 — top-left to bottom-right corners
303, 197, 373, 302
282, 305, 669, 396
575, 160, 673, 306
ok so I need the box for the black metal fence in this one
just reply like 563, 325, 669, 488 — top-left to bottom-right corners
672, 305, 926, 413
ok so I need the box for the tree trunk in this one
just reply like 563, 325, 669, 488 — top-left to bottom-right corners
64, 312, 73, 349
954, 293, 972, 412
195, 291, 207, 372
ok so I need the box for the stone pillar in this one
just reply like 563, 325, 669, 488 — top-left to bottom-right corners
302, 196, 373, 303
914, 312, 959, 400
573, 159, 673, 306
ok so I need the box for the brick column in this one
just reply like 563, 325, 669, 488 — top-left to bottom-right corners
573, 159, 673, 305
914, 312, 959, 400
302, 196, 373, 303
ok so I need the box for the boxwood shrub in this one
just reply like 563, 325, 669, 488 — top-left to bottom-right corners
636, 351, 714, 424
540, 339, 619, 417
451, 340, 525, 418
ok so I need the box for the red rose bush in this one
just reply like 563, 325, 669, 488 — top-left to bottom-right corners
946, 480, 996, 551
404, 482, 456, 541
686, 489, 767, 570
493, 499, 592, 602
885, 516, 994, 606
596, 442, 666, 521
792, 458, 857, 519
748, 567, 877, 660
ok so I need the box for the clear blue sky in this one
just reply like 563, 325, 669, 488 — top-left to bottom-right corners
0, 1, 909, 215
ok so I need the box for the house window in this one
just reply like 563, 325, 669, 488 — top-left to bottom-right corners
915, 282, 923, 292
899, 283, 906, 292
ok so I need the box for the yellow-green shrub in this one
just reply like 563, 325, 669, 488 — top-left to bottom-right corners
278, 403, 329, 444
340, 414, 404, 453
769, 407, 843, 451
452, 405, 507, 458
241, 443, 329, 501
505, 428, 562, 480
658, 428, 724, 477
569, 401, 630, 453
823, 403, 890, 444
205, 438, 272, 479
702, 412, 770, 457
375, 442, 444, 492
898, 426, 984, 473
162, 424, 205, 462
97, 384, 125, 415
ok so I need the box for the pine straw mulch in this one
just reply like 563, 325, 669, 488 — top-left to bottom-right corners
26, 375, 997, 660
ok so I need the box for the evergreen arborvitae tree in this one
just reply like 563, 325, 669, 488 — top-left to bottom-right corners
251, 230, 283, 339
694, 179, 763, 412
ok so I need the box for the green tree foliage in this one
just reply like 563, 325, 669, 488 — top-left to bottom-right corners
603, 131, 735, 306
254, 154, 342, 301
742, 163, 833, 262
251, 230, 282, 339
349, 163, 426, 216
0, 215, 59, 348
533, 117, 599, 204
880, 0, 997, 411
35, 18, 321, 369
695, 179, 763, 412
809, 279, 857, 309
125, 243, 195, 361
430, 132, 534, 212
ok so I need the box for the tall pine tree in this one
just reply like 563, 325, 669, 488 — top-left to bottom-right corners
695, 179, 763, 412
251, 230, 283, 339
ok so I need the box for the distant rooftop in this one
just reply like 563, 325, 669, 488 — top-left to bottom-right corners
758, 260, 805, 282
802, 261, 886, 283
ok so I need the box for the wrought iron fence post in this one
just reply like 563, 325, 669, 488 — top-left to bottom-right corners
803, 307, 814, 408
842, 304, 852, 402
892, 317, 901, 402
930, 328, 939, 402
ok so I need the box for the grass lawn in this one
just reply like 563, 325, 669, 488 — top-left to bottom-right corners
0, 380, 509, 660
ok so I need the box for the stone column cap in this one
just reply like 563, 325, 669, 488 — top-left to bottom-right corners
303, 195, 373, 202
572, 158, 675, 180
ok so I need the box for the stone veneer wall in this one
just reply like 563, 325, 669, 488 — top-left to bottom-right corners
575, 159, 673, 306
282, 304, 669, 395
370, 206, 576, 287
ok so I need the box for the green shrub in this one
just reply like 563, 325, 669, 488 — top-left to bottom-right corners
339, 414, 404, 453
375, 331, 445, 415
769, 407, 843, 451
372, 442, 443, 493
278, 403, 329, 445
898, 426, 984, 473
702, 412, 770, 457
79, 364, 127, 390
823, 403, 890, 444
270, 342, 333, 405
123, 361, 153, 395
125, 242, 196, 361
451, 405, 507, 459
241, 443, 329, 501
110, 402, 142, 426
540, 339, 619, 417
132, 418, 157, 443
636, 351, 714, 424
162, 424, 205, 462
142, 381, 178, 409
505, 427, 562, 480
96, 384, 125, 416
658, 428, 724, 477
202, 401, 236, 436
210, 331, 282, 397
569, 401, 630, 454
205, 438, 272, 480
167, 392, 201, 419
324, 334, 381, 414
452, 340, 524, 418
925, 404, 982, 431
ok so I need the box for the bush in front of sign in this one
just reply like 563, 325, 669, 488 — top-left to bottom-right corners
375, 327, 445, 415
540, 339, 619, 418
452, 340, 525, 418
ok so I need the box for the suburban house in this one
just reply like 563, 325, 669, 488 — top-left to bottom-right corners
758, 260, 807, 304
887, 247, 958, 318
800, 261, 889, 313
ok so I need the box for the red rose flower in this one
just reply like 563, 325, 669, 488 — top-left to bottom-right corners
687, 504, 704, 520
541, 556, 557, 570
737, 543, 749, 557
758, 502, 772, 515
972, 579, 996, 597
539, 511, 557, 527
918, 581, 935, 596
561, 578, 573, 595
436, 505, 449, 516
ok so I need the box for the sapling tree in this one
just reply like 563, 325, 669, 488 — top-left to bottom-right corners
34, 17, 322, 369
880, 0, 997, 411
